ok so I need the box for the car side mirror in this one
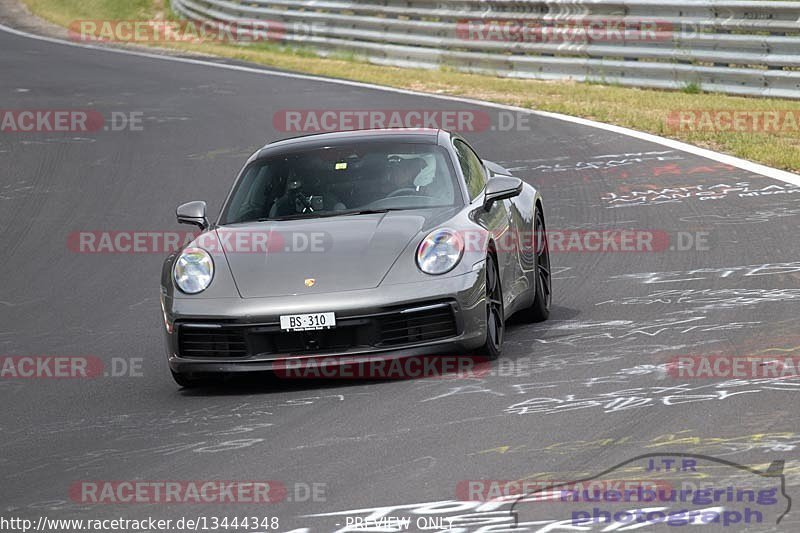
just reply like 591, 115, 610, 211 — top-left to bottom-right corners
176, 201, 209, 230
483, 176, 523, 211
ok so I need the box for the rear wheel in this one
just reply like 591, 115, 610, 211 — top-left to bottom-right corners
523, 207, 551, 322
480, 254, 504, 360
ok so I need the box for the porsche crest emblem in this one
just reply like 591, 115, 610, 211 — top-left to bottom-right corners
304, 278, 316, 287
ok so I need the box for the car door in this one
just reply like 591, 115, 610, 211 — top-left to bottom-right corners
452, 138, 518, 309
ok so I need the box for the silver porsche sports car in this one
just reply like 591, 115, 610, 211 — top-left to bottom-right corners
161, 129, 550, 387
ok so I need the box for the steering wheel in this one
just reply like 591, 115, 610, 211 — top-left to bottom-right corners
294, 191, 315, 212
386, 187, 418, 198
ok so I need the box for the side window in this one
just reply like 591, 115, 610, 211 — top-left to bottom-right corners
454, 139, 486, 201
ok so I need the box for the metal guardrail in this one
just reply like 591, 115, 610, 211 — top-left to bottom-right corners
171, 0, 800, 98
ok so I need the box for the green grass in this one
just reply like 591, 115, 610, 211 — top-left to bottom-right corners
22, 0, 800, 172
24, 0, 153, 24
681, 82, 703, 94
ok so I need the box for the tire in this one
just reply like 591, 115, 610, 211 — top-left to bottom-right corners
522, 207, 551, 322
479, 253, 504, 360
171, 370, 219, 388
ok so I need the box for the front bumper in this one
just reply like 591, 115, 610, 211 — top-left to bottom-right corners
163, 269, 486, 375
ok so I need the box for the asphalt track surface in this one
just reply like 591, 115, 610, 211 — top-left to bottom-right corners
1, 23, 799, 533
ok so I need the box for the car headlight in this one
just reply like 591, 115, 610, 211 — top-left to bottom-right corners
173, 247, 214, 294
416, 229, 464, 275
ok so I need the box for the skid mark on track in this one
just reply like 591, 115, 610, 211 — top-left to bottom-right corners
602, 181, 800, 208
470, 430, 800, 458
505, 377, 800, 417
609, 261, 800, 285
597, 289, 800, 313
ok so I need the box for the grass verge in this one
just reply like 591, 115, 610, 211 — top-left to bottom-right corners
20, 0, 800, 172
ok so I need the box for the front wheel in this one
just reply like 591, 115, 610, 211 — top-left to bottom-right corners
479, 254, 504, 360
522, 207, 551, 322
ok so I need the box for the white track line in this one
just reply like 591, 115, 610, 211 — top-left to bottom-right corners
2, 21, 799, 187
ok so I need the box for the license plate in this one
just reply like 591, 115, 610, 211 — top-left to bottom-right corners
280, 312, 336, 331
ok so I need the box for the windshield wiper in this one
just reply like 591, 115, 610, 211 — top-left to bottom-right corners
256, 208, 398, 222
339, 209, 391, 216
256, 212, 338, 222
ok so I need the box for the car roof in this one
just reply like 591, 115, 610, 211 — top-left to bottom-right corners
254, 128, 442, 159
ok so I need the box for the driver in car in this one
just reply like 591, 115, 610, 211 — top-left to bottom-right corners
384, 157, 428, 197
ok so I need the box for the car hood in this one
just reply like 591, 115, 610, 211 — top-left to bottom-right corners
215, 210, 450, 298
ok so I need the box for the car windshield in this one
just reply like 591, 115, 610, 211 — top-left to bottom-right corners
220, 141, 461, 224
